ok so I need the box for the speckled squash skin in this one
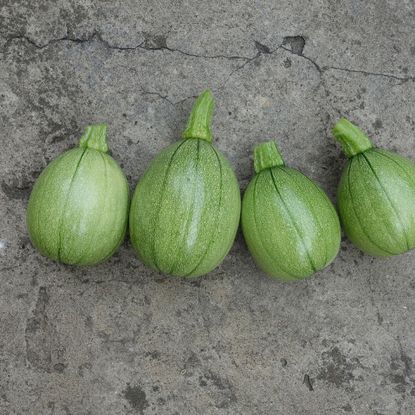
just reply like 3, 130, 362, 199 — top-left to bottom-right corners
334, 118, 415, 256
26, 125, 129, 265
129, 91, 241, 277
241, 141, 341, 281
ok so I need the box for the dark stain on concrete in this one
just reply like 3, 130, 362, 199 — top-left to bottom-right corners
303, 374, 314, 391
145, 350, 161, 360
189, 279, 201, 287
25, 287, 51, 371
53, 362, 66, 373
399, 348, 413, 380
283, 57, 292, 68
123, 384, 149, 414
84, 315, 93, 330
183, 351, 202, 377
1, 180, 31, 200
208, 371, 228, 390
25, 286, 65, 373
387, 347, 414, 394
19, 236, 31, 250
282, 35, 305, 55
255, 41, 271, 54
143, 33, 168, 50
198, 370, 237, 409
373, 119, 383, 130
376, 311, 384, 325
62, 404, 71, 414
78, 362, 92, 377
317, 347, 362, 389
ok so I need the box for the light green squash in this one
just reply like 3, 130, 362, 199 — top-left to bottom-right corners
333, 118, 415, 256
129, 90, 241, 277
27, 125, 129, 265
242, 141, 341, 281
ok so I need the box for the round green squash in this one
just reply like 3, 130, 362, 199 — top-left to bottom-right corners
129, 90, 241, 277
27, 124, 129, 265
241, 141, 341, 281
333, 118, 415, 256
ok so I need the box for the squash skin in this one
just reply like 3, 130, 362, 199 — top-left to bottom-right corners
242, 161, 341, 281
338, 148, 415, 256
129, 138, 241, 277
26, 125, 129, 265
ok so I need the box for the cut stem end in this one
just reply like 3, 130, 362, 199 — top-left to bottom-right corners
332, 118, 373, 157
79, 124, 109, 153
254, 141, 284, 173
182, 90, 214, 142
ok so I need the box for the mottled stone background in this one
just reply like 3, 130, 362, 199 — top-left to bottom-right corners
1, 1, 415, 414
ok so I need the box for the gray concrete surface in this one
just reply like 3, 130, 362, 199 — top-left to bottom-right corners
1, 1, 415, 414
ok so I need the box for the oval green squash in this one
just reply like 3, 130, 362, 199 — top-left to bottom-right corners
129, 90, 241, 277
241, 141, 341, 281
27, 124, 129, 265
333, 118, 415, 256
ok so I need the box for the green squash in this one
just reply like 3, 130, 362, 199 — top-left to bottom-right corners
129, 90, 241, 277
27, 124, 129, 265
333, 118, 415, 256
241, 141, 341, 281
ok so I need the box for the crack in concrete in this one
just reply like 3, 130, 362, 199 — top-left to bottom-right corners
3, 31, 414, 120
281, 42, 414, 83
140, 89, 175, 106
278, 44, 322, 75
3, 32, 252, 60
367, 271, 384, 328
219, 41, 324, 91
219, 52, 262, 88
219, 41, 321, 89
4, 32, 414, 84
324, 66, 415, 83
141, 44, 252, 61
4, 33, 100, 50
140, 88, 197, 106
278, 41, 414, 84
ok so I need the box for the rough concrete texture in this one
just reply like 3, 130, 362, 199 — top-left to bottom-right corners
1, 1, 415, 414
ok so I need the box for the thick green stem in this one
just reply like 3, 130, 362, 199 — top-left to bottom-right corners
79, 124, 109, 153
182, 90, 214, 142
332, 118, 373, 157
254, 141, 284, 173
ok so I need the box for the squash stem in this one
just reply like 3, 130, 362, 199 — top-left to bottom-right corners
79, 124, 109, 153
254, 141, 284, 173
182, 90, 214, 142
332, 118, 373, 157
